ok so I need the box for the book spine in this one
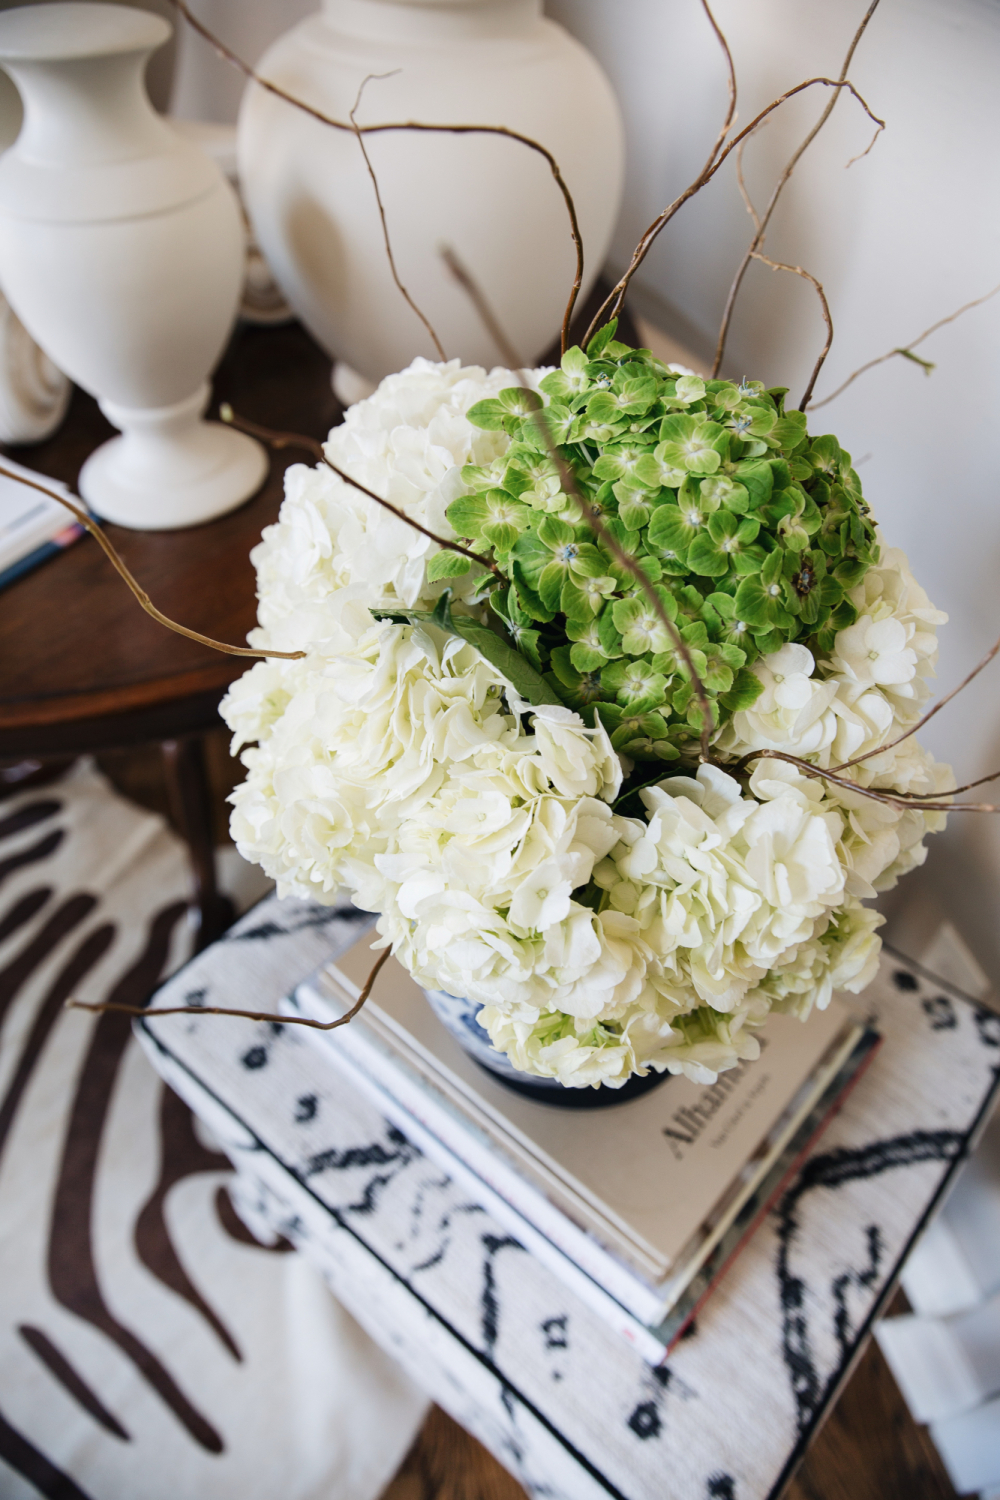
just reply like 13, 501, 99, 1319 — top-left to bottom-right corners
0, 523, 84, 593
292, 980, 667, 1325
284, 992, 669, 1362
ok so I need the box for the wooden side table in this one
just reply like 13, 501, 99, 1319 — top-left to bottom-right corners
0, 320, 340, 945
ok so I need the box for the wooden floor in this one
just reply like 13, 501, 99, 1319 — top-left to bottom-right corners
10, 738, 963, 1500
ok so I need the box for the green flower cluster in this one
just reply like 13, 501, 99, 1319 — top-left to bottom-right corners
433, 322, 878, 763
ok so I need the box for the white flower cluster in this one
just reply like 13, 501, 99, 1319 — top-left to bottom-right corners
223, 359, 951, 1089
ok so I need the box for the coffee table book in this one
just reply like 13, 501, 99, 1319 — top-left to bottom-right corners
0, 458, 84, 592
286, 930, 879, 1364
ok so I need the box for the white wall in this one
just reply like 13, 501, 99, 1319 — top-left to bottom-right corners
546, 0, 1000, 978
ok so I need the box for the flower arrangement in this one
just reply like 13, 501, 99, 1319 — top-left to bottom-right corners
39, 0, 996, 1090
221, 338, 951, 1087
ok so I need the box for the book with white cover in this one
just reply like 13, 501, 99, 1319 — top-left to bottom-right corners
288, 931, 878, 1361
0, 457, 83, 591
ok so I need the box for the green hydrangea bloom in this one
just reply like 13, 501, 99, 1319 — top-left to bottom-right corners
451, 321, 878, 766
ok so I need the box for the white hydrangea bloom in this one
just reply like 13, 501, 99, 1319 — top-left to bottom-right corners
222, 360, 951, 1090
248, 358, 538, 655
721, 643, 839, 758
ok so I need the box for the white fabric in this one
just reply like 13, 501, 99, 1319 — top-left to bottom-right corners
0, 761, 427, 1500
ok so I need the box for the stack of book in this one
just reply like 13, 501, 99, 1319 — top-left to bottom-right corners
287, 929, 879, 1364
0, 458, 84, 592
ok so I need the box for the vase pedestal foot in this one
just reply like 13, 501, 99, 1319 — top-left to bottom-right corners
79, 383, 267, 531
332, 361, 376, 409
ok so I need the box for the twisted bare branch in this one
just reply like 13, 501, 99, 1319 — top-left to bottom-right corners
169, 0, 585, 355
746, 251, 833, 409
809, 280, 1000, 409
583, 76, 884, 350
695, 0, 738, 182
712, 0, 882, 376
442, 246, 717, 760
349, 73, 447, 361
220, 406, 505, 582
731, 747, 995, 813
0, 464, 305, 661
68, 946, 391, 1029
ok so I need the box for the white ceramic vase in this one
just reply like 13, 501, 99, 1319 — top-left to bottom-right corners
237, 0, 625, 387
0, 3, 266, 530
0, 284, 69, 444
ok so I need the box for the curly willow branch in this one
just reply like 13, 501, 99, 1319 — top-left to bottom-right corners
583, 75, 884, 349
731, 748, 998, 813
0, 465, 304, 661
694, 0, 738, 185
747, 251, 833, 409
349, 72, 447, 361
219, 407, 505, 582
67, 946, 391, 1030
441, 246, 717, 761
168, 0, 585, 355
712, 0, 882, 377
830, 629, 1000, 773
727, 629, 1000, 813
809, 279, 1000, 409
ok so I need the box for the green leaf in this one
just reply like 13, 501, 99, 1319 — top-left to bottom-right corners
538, 560, 568, 612
510, 560, 556, 624
586, 319, 619, 359
647, 498, 704, 555
465, 398, 509, 431
598, 704, 677, 761
673, 375, 706, 406
601, 657, 669, 710
511, 532, 550, 590
770, 411, 808, 452
508, 626, 545, 673
538, 345, 591, 405
734, 458, 774, 509
733, 574, 794, 631
568, 643, 606, 674
497, 386, 542, 416
687, 532, 730, 579
611, 586, 678, 656
701, 475, 749, 513
426, 550, 473, 581
597, 605, 625, 659
657, 416, 725, 475
719, 667, 765, 713
445, 614, 562, 707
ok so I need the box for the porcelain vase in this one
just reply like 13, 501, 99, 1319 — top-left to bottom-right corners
422, 988, 669, 1108
0, 2, 266, 530
0, 284, 69, 444
237, 0, 625, 388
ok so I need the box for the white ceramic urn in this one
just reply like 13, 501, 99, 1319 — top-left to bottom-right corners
237, 0, 625, 386
0, 3, 265, 530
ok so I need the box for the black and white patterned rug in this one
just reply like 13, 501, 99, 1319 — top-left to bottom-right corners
0, 761, 426, 1500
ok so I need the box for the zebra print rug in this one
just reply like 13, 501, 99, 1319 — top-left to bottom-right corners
0, 760, 426, 1500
